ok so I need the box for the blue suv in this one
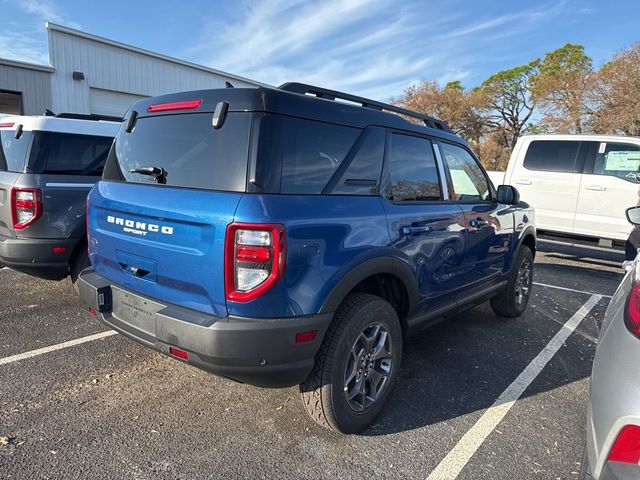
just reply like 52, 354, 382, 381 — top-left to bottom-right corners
78, 83, 536, 433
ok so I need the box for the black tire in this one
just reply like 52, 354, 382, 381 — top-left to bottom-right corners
490, 245, 534, 318
300, 293, 402, 434
70, 248, 90, 295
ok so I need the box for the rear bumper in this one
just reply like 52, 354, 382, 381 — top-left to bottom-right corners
78, 268, 333, 388
0, 234, 77, 280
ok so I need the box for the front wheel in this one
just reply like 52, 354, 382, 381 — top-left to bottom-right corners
300, 293, 403, 433
490, 245, 534, 318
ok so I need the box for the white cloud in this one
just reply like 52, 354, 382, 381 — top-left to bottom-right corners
0, 28, 49, 64
19, 0, 81, 28
0, 0, 80, 64
188, 0, 569, 99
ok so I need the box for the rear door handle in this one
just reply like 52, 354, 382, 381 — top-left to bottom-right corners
469, 218, 490, 228
515, 179, 532, 185
585, 185, 606, 191
402, 226, 432, 236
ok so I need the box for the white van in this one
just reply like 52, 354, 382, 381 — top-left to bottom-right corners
491, 135, 640, 243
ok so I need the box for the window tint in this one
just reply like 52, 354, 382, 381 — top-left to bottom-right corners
273, 117, 360, 194
0, 130, 31, 172
30, 132, 114, 175
386, 134, 441, 202
103, 112, 251, 191
592, 142, 640, 183
331, 127, 385, 195
523, 140, 580, 172
440, 142, 491, 202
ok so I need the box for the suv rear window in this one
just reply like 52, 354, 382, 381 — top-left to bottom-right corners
29, 132, 113, 175
0, 130, 31, 172
103, 112, 250, 191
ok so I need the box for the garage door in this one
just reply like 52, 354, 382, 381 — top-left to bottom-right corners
89, 88, 146, 117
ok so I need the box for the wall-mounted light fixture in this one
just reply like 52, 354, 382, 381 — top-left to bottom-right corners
72, 71, 85, 81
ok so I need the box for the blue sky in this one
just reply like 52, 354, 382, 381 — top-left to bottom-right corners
1, 0, 639, 100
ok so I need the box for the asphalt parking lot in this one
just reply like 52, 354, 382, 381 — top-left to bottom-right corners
0, 242, 626, 480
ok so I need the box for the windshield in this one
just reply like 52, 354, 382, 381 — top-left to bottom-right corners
0, 130, 31, 172
103, 112, 251, 191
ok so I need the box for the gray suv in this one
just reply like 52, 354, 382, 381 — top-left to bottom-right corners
0, 113, 119, 288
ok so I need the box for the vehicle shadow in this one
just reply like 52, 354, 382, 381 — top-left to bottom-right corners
360, 288, 608, 437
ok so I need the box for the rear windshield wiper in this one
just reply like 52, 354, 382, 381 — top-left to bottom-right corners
129, 166, 168, 184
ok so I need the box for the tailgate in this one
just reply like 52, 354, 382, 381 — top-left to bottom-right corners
0, 171, 18, 238
89, 181, 242, 317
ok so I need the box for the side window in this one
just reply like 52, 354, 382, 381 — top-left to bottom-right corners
331, 127, 385, 195
440, 142, 491, 202
523, 140, 580, 173
277, 117, 360, 194
591, 142, 640, 183
30, 132, 114, 176
386, 134, 441, 202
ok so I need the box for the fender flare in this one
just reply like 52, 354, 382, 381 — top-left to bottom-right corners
516, 225, 537, 254
318, 256, 420, 316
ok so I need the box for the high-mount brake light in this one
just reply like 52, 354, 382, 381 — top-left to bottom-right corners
624, 282, 640, 337
608, 425, 640, 464
147, 99, 202, 113
225, 223, 286, 302
11, 188, 42, 230
0, 122, 15, 128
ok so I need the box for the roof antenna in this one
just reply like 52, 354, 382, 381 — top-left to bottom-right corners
44, 109, 56, 116
224, 81, 234, 88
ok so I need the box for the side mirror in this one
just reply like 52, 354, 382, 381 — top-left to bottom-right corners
496, 185, 520, 205
626, 206, 640, 226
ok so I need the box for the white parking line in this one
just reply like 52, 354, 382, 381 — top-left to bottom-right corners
426, 294, 602, 480
0, 330, 118, 367
533, 281, 613, 299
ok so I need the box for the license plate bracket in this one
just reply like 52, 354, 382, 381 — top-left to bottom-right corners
111, 288, 161, 335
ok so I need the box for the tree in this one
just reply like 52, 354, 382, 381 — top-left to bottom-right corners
589, 43, 640, 136
533, 43, 593, 134
479, 61, 539, 152
394, 80, 487, 144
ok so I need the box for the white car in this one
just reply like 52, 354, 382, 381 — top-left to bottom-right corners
489, 135, 640, 245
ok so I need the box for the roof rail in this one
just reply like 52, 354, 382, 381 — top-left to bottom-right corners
54, 113, 123, 122
279, 82, 452, 133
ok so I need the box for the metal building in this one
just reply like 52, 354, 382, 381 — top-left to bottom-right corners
0, 22, 265, 117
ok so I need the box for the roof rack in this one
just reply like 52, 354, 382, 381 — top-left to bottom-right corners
53, 112, 123, 122
279, 82, 452, 133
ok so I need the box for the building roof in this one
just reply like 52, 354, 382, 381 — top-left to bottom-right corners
0, 57, 54, 73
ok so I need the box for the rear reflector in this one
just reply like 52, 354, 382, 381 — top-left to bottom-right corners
295, 330, 317, 344
169, 346, 189, 360
52, 246, 66, 254
608, 425, 640, 463
147, 99, 202, 113
88, 307, 97, 317
0, 122, 14, 128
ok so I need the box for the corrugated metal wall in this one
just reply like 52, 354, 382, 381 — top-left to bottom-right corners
48, 26, 261, 115
0, 61, 53, 115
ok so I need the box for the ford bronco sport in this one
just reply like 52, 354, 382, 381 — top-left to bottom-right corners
0, 113, 119, 288
78, 83, 536, 433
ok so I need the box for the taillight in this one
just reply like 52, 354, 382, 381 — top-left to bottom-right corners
225, 223, 286, 302
624, 282, 640, 337
147, 99, 202, 113
11, 188, 42, 230
608, 425, 640, 463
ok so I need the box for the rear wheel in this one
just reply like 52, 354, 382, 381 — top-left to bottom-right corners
300, 293, 402, 433
490, 246, 534, 318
